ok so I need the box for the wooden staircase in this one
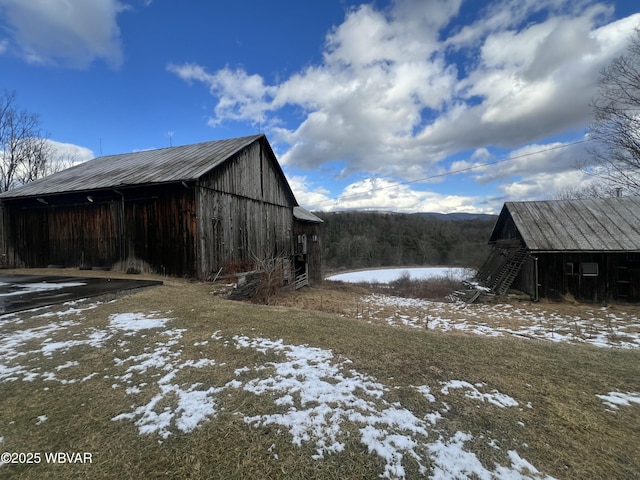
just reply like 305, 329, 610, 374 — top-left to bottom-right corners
462, 240, 529, 303
489, 246, 528, 295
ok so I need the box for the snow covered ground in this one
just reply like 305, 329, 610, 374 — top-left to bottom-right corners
1, 296, 639, 478
326, 267, 474, 283
358, 293, 640, 349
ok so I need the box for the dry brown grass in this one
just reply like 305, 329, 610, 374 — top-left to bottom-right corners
271, 281, 640, 344
0, 270, 639, 479
270, 281, 370, 315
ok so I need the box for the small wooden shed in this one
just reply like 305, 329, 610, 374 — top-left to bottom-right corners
292, 206, 323, 287
475, 197, 640, 302
0, 134, 321, 283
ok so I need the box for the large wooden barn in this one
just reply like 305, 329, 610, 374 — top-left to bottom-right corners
475, 197, 640, 302
0, 134, 323, 284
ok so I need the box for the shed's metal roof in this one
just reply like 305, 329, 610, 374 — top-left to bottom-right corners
0, 134, 264, 199
293, 206, 324, 223
491, 197, 640, 251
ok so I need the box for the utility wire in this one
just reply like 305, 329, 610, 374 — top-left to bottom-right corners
320, 138, 591, 206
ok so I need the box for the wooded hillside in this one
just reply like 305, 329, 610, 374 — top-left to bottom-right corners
315, 211, 497, 270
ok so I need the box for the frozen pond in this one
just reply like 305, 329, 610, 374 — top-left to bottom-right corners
325, 267, 474, 284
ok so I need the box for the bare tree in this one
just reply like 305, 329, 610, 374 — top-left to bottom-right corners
45, 149, 78, 176
554, 182, 622, 200
0, 90, 51, 192
250, 251, 291, 304
586, 28, 640, 195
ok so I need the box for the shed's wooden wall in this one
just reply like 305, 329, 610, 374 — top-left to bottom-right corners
492, 213, 520, 241
510, 252, 640, 302
533, 253, 601, 301
196, 139, 295, 278
512, 255, 537, 299
533, 252, 640, 302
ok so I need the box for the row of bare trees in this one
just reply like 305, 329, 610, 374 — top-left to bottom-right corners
0, 90, 49, 191
585, 28, 640, 196
0, 90, 78, 193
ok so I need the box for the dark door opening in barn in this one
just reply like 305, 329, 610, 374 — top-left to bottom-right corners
617, 260, 640, 301
294, 234, 309, 289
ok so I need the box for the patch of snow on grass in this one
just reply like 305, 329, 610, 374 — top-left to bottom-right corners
1, 320, 79, 361
596, 391, 640, 410
414, 385, 436, 402
111, 330, 225, 439
32, 299, 102, 318
428, 433, 555, 480
0, 304, 174, 386
233, 335, 550, 480
109, 312, 172, 331
113, 379, 225, 439
55, 360, 79, 371
1, 303, 561, 478
441, 380, 519, 408
0, 319, 90, 382
41, 328, 111, 356
360, 294, 640, 349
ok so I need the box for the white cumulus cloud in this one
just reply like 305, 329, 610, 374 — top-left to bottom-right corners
168, 0, 640, 210
0, 0, 126, 68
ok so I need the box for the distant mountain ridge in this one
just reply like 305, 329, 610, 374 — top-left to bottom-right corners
412, 212, 497, 221
322, 210, 497, 222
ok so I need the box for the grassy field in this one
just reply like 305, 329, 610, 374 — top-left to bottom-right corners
1, 270, 639, 479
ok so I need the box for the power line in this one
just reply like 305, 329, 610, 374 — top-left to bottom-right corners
319, 138, 591, 206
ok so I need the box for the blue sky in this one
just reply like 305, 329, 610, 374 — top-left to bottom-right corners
1, 0, 639, 214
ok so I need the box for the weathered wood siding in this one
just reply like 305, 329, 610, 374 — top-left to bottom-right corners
196, 138, 295, 278
532, 252, 640, 302
2, 184, 197, 276
511, 255, 537, 299
47, 201, 120, 268
491, 213, 520, 241
3, 206, 50, 268
120, 184, 197, 276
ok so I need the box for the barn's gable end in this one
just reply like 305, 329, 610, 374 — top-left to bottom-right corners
195, 138, 298, 277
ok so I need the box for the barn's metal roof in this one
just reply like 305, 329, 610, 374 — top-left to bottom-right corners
293, 206, 323, 223
491, 197, 640, 251
0, 134, 264, 199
